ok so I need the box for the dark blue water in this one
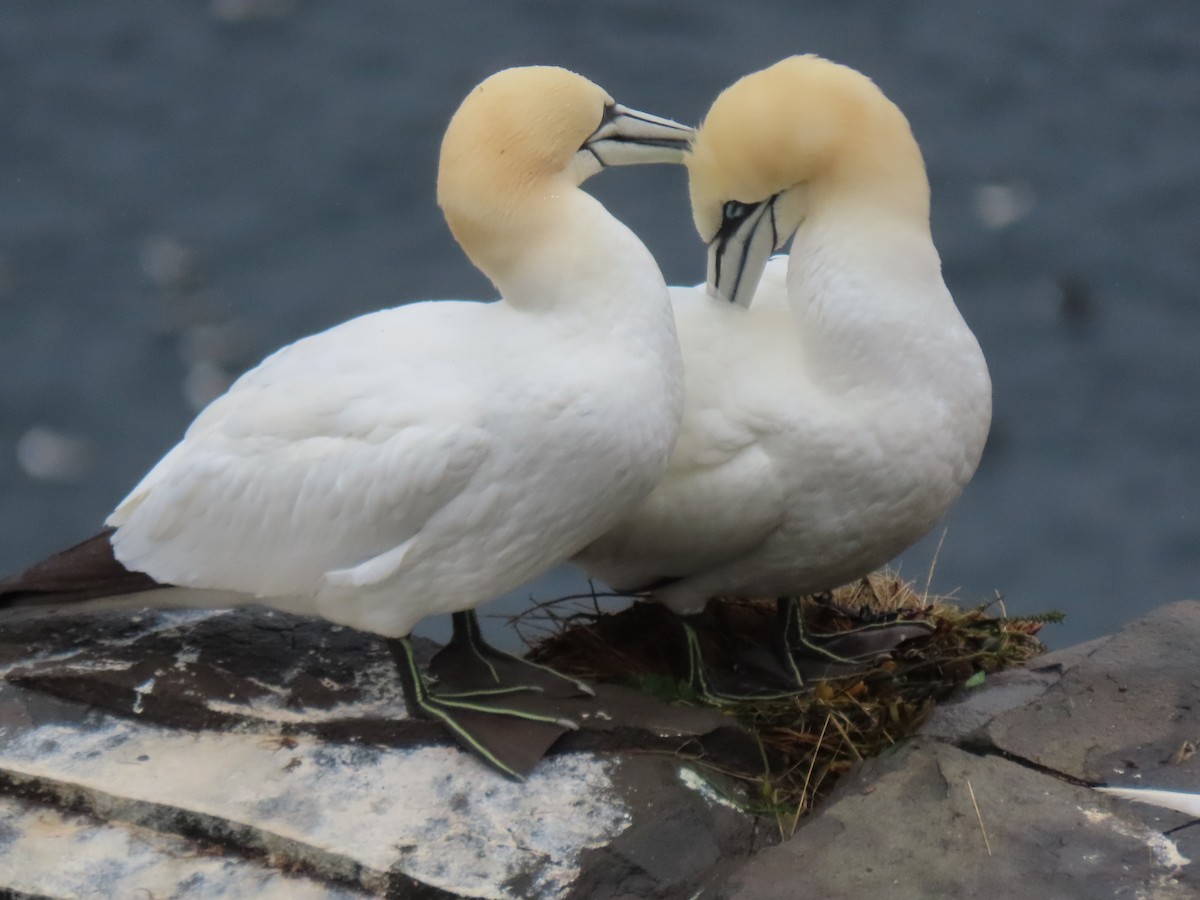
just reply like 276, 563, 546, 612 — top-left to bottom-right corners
2, 1, 1198, 649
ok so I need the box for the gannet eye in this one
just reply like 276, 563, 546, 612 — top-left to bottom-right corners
723, 200, 751, 221
713, 199, 759, 243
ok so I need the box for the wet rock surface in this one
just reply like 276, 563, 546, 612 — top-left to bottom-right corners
0, 602, 1196, 898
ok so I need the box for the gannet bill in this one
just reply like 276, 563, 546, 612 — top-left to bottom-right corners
574, 55, 992, 698
0, 66, 692, 777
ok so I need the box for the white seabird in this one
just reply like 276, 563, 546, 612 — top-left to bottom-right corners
0, 66, 692, 776
574, 55, 992, 695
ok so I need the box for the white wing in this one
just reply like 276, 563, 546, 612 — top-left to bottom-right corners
578, 285, 791, 587
107, 303, 494, 598
579, 441, 786, 591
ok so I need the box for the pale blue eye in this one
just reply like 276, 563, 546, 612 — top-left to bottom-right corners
723, 200, 749, 220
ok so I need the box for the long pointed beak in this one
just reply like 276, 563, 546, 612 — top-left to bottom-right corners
582, 104, 694, 169
707, 195, 784, 308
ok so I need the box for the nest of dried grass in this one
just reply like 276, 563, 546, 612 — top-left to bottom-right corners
518, 570, 1058, 835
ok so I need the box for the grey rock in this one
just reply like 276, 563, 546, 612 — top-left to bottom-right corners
715, 738, 1194, 900
920, 666, 1060, 741
713, 601, 1200, 900
979, 601, 1200, 788
568, 757, 768, 900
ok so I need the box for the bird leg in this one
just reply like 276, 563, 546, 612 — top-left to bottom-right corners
682, 596, 934, 707
428, 610, 594, 700
388, 630, 582, 780
783, 596, 935, 664
681, 613, 810, 705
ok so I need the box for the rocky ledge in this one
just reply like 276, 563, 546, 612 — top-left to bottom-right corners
0, 601, 1196, 899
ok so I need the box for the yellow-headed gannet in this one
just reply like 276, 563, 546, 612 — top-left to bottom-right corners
0, 66, 693, 775
574, 55, 992, 698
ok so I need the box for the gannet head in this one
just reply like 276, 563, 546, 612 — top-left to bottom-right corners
438, 66, 692, 281
687, 55, 931, 307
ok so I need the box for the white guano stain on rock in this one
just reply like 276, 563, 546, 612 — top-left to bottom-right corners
204, 692, 409, 724
0, 609, 237, 679
132, 676, 158, 714
678, 766, 741, 812
0, 717, 630, 899
1081, 807, 1191, 870
0, 796, 364, 899
0, 654, 136, 680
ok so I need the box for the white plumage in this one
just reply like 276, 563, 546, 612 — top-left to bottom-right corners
99, 66, 688, 640
575, 56, 992, 617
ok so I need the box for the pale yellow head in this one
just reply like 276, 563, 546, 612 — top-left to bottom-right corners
436, 66, 692, 288
439, 66, 612, 203
437, 67, 610, 275
687, 55, 930, 245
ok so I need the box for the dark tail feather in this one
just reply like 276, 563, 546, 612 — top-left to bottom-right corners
0, 528, 162, 610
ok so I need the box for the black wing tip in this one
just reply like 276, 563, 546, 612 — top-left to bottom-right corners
0, 528, 161, 609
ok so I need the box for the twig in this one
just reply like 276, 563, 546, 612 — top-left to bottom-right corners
966, 777, 993, 856
790, 713, 832, 837
922, 528, 947, 606
826, 711, 864, 761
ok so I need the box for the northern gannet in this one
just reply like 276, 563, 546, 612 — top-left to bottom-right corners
574, 55, 992, 696
0, 66, 692, 776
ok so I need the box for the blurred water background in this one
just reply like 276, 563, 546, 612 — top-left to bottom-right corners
2, 1, 1197, 650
